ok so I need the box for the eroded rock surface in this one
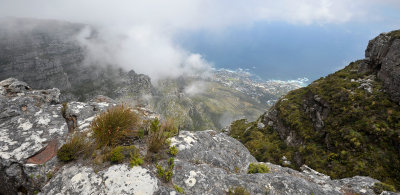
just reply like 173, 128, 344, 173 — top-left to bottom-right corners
0, 78, 67, 194
364, 30, 400, 104
40, 165, 161, 195
0, 78, 115, 194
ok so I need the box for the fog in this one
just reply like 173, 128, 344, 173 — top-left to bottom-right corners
0, 0, 399, 81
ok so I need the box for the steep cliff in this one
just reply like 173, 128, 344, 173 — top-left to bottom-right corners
0, 18, 153, 102
229, 30, 400, 190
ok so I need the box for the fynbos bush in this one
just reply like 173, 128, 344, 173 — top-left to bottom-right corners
91, 105, 140, 147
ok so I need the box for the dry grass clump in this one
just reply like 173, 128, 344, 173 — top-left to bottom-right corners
91, 105, 140, 147
57, 133, 87, 162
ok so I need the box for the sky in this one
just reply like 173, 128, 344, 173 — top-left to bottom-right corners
0, 0, 400, 81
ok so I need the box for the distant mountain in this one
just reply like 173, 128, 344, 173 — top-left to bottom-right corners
0, 17, 152, 102
0, 17, 304, 131
229, 30, 400, 189
149, 69, 305, 131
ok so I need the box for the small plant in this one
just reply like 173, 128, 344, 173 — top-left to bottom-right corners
174, 184, 184, 194
110, 146, 125, 163
156, 157, 175, 182
138, 129, 145, 139
57, 133, 86, 162
372, 182, 396, 194
91, 105, 140, 147
61, 102, 68, 118
228, 186, 250, 195
168, 145, 178, 156
234, 166, 240, 173
129, 150, 144, 167
248, 163, 270, 174
148, 118, 176, 153
46, 172, 53, 180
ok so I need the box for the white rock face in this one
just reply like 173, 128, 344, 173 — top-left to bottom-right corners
170, 131, 198, 151
41, 165, 159, 195
103, 165, 158, 194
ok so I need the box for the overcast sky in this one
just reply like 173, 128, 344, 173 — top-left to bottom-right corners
1, 0, 399, 81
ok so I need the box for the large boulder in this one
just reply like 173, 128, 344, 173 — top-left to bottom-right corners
364, 30, 400, 104
0, 78, 115, 194
0, 78, 66, 194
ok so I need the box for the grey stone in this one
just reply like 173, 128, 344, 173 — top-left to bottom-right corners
1, 78, 397, 195
364, 31, 400, 104
40, 164, 163, 195
0, 79, 68, 194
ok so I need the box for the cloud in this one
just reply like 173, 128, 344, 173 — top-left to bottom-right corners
0, 0, 398, 80
184, 81, 208, 96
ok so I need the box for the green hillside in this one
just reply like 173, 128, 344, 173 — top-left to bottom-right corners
151, 78, 267, 130
230, 60, 400, 189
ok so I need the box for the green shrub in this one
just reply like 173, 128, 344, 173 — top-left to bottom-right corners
138, 129, 145, 139
168, 145, 178, 156
91, 105, 140, 147
248, 163, 270, 174
156, 157, 175, 182
372, 182, 396, 194
148, 118, 177, 153
228, 186, 250, 195
57, 133, 86, 162
129, 150, 144, 167
173, 184, 184, 194
109, 145, 142, 165
110, 146, 125, 163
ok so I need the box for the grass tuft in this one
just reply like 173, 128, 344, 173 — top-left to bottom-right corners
91, 105, 140, 147
57, 133, 87, 162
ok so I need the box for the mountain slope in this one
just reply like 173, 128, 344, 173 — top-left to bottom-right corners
229, 30, 400, 189
0, 17, 153, 102
151, 78, 266, 131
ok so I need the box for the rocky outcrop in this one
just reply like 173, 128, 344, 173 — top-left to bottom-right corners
363, 30, 400, 104
1, 78, 396, 195
0, 78, 115, 194
230, 30, 400, 192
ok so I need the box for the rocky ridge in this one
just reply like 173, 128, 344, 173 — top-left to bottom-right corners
1, 78, 397, 195
362, 30, 400, 104
229, 29, 400, 191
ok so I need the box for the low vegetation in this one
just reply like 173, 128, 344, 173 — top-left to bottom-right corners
247, 163, 269, 174
372, 182, 396, 194
174, 184, 184, 194
57, 104, 179, 186
91, 105, 140, 147
57, 133, 88, 162
156, 157, 175, 182
230, 61, 400, 190
147, 118, 177, 153
227, 186, 250, 195
109, 145, 142, 165
168, 145, 178, 156
129, 149, 144, 167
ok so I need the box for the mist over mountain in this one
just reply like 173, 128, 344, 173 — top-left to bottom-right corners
1, 1, 400, 194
